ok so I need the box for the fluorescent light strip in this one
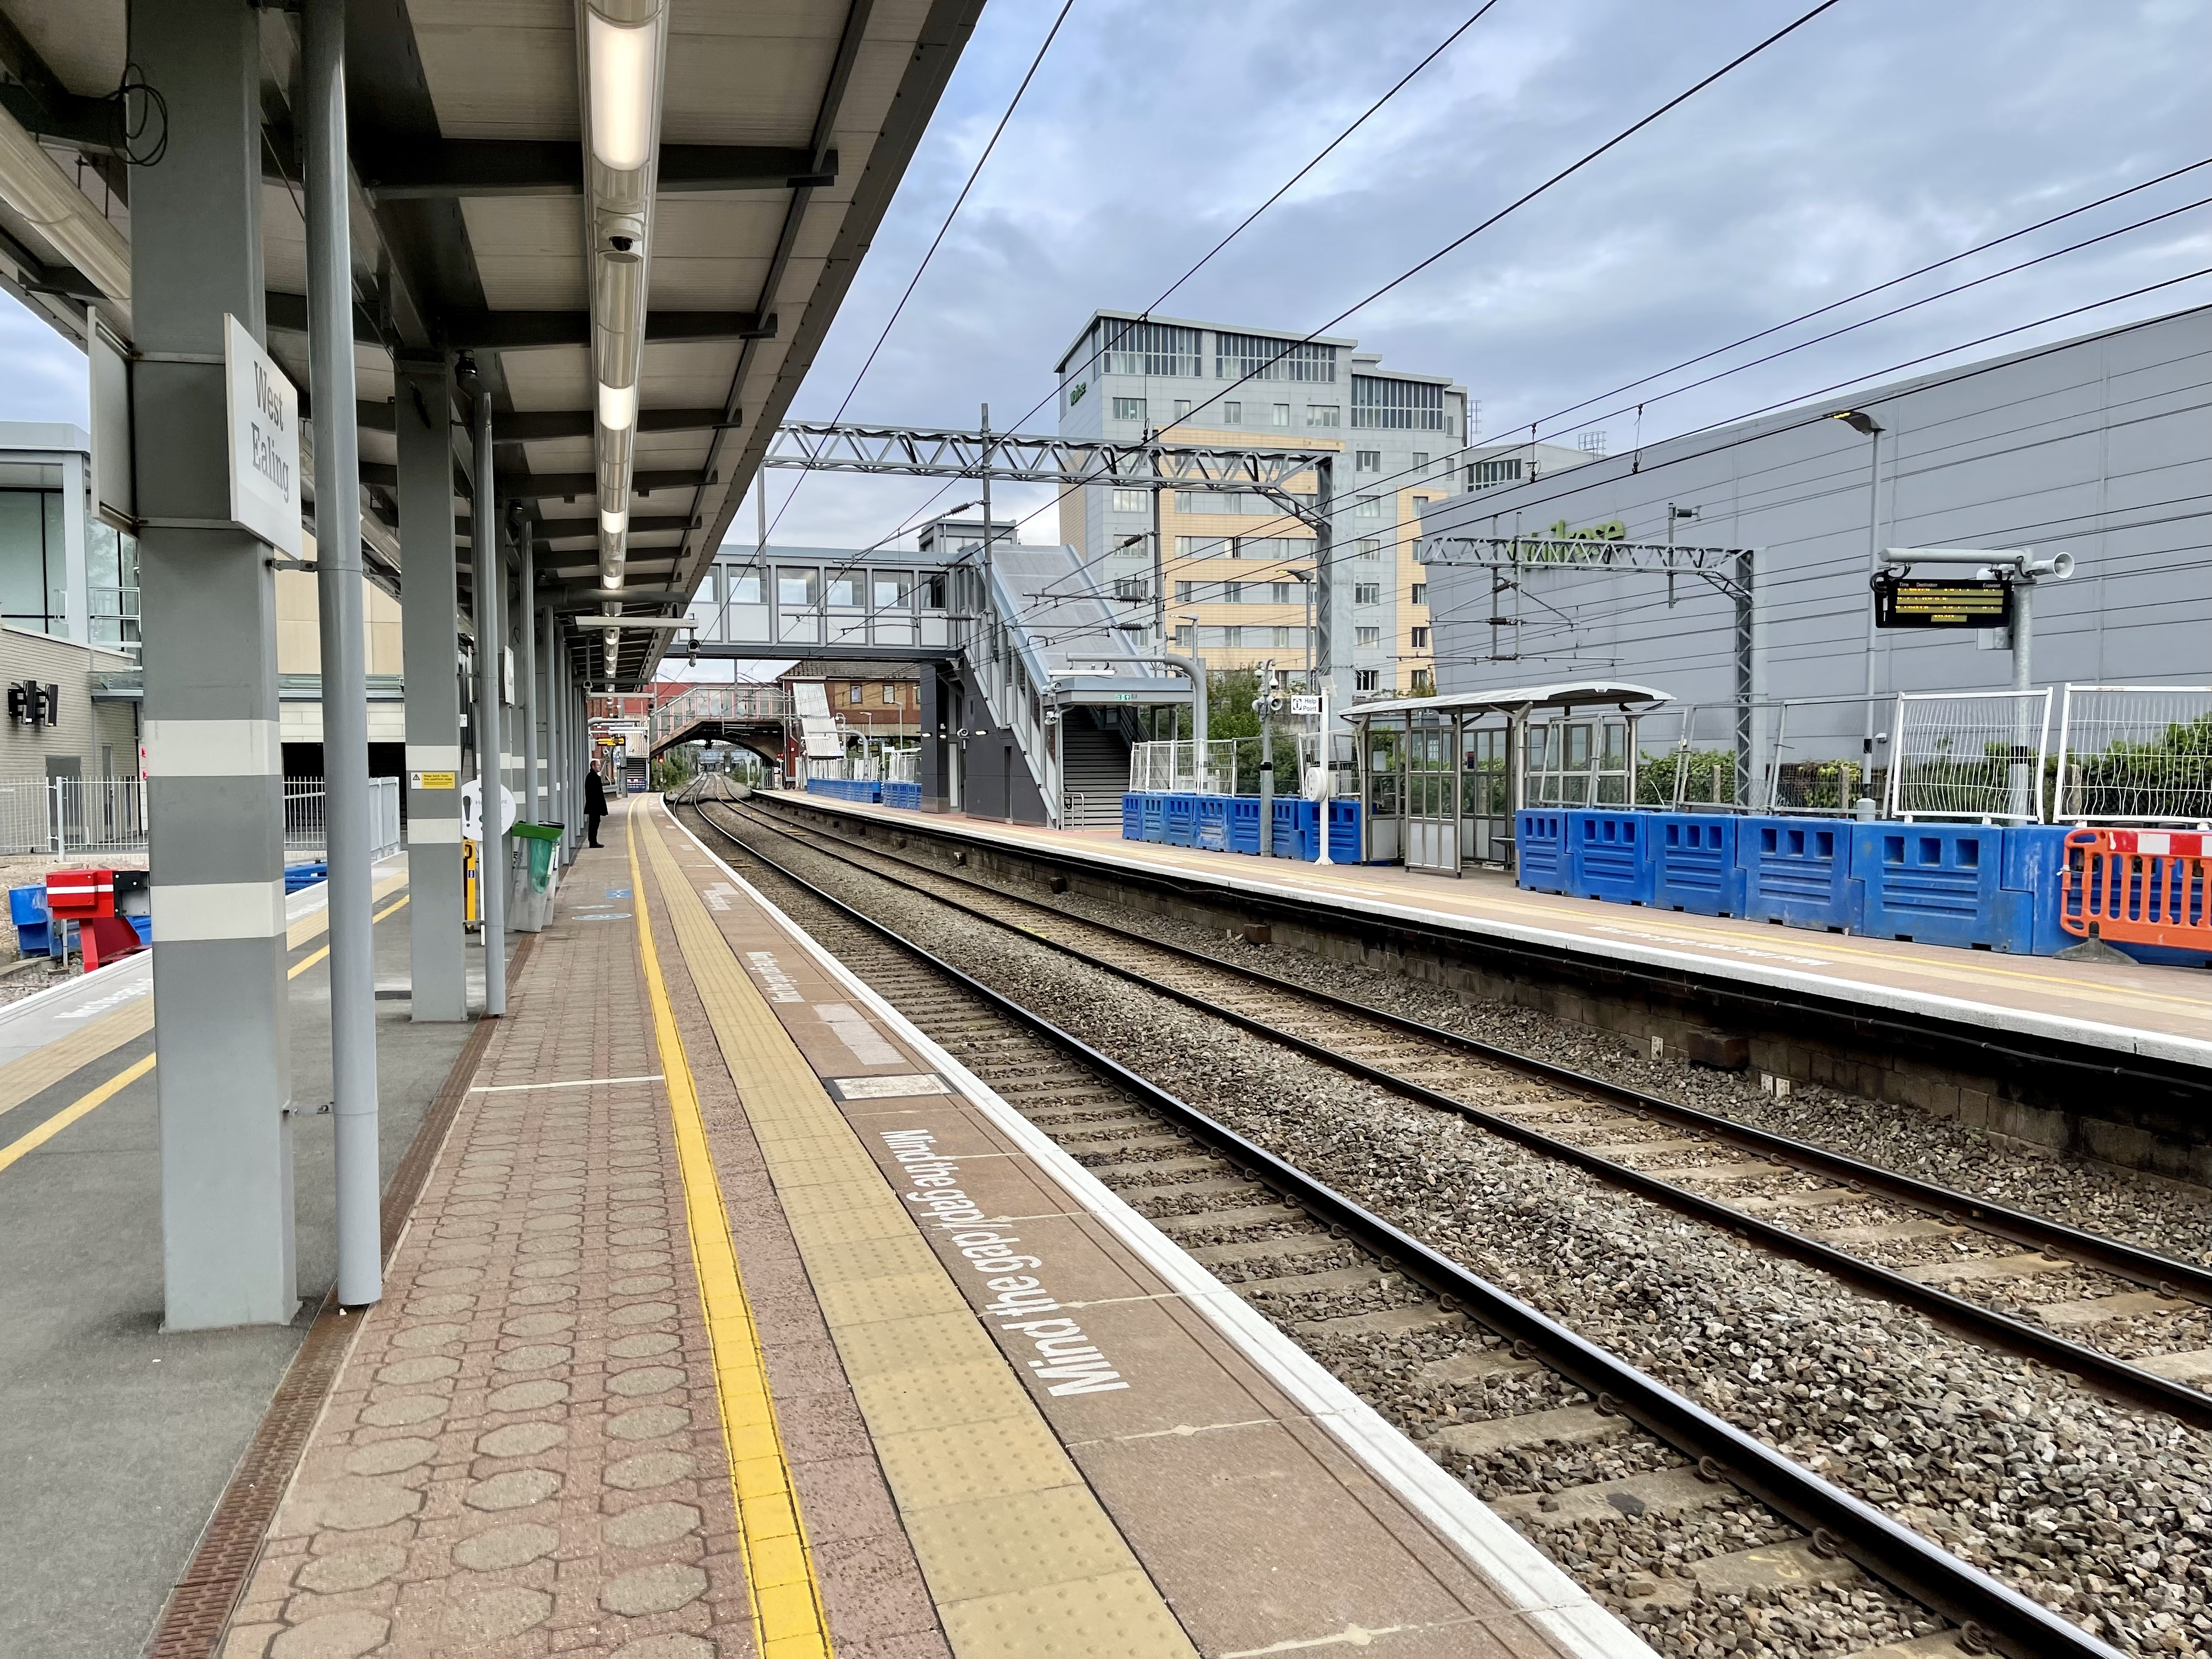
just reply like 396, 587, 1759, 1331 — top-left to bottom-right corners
586, 12, 658, 172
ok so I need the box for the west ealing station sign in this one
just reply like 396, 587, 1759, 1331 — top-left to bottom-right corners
1872, 573, 2014, 629
223, 314, 303, 559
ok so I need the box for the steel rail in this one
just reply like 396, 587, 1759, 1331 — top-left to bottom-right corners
712, 798, 2212, 1431
684, 799, 2125, 1659
751, 797, 2212, 1302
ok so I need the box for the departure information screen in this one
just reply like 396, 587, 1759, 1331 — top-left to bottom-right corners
1872, 575, 2013, 629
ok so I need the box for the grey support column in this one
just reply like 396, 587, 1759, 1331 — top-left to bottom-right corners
397, 354, 466, 1020
539, 601, 556, 821
303, 0, 380, 1308
471, 385, 506, 1014
519, 531, 538, 827
131, 0, 295, 1330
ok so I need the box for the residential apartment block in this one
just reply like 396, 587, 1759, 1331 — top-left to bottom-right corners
1053, 312, 1470, 701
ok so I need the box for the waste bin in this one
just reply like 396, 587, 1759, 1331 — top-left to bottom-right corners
509, 822, 565, 933
512, 822, 565, 893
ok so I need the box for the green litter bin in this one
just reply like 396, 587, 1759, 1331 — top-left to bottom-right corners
511, 822, 565, 893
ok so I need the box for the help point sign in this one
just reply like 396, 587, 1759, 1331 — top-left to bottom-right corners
223, 314, 303, 559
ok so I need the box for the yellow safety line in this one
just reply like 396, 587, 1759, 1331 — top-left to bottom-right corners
0, 889, 415, 1166
627, 812, 832, 1659
0, 1053, 156, 1176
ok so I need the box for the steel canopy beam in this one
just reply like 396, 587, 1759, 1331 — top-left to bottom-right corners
763, 420, 1333, 491
438, 309, 770, 350
352, 138, 834, 198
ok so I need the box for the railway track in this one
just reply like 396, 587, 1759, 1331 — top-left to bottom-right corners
716, 797, 2212, 1426
673, 796, 2134, 1659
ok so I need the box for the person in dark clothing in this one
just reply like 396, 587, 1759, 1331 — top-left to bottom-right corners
584, 761, 608, 847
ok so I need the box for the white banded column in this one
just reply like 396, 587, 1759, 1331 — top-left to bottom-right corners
131, 0, 296, 1330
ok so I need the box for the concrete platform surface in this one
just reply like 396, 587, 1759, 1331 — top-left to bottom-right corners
207, 798, 1649, 1659
781, 797, 2212, 1071
0, 858, 499, 1659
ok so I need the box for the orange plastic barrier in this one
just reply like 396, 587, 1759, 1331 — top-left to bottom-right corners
2061, 827, 2212, 949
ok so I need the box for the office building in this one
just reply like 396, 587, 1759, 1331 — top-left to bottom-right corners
1053, 312, 1471, 701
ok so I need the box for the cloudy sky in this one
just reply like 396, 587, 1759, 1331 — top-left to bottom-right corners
4, 0, 2208, 561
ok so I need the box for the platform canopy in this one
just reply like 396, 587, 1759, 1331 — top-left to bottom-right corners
1347, 680, 1672, 720
0, 0, 981, 687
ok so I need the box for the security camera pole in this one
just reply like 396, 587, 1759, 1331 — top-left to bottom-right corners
1254, 659, 1280, 856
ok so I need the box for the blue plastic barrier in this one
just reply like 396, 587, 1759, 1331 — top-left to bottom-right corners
1225, 797, 1262, 854
1651, 815, 1744, 916
1851, 821, 2032, 951
1139, 793, 1166, 843
1328, 799, 1363, 864
1568, 811, 1656, 904
1121, 793, 1143, 841
883, 782, 921, 810
10, 883, 50, 957
127, 914, 151, 946
1195, 795, 1228, 850
283, 861, 329, 893
1739, 816, 1856, 930
1269, 797, 1319, 860
1515, 811, 1570, 895
1163, 792, 1198, 848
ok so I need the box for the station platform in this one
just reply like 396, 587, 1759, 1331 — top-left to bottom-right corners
776, 798, 2212, 1075
200, 796, 1646, 1659
0, 854, 512, 1659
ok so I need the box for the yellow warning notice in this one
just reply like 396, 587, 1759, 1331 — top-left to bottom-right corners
410, 770, 457, 791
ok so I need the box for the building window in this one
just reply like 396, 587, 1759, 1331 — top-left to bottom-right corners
883, 683, 899, 704
0, 489, 64, 635
1270, 582, 1297, 604
88, 519, 141, 653
1410, 584, 1427, 606
1355, 450, 1381, 472
847, 684, 864, 705
1173, 624, 1193, 646
1273, 626, 1301, 648
1355, 669, 1379, 692
827, 573, 861, 606
1409, 626, 1430, 648
1173, 399, 1191, 420
1306, 405, 1339, 427
1352, 375, 1448, 431
725, 566, 763, 604
872, 571, 912, 610
1410, 668, 1435, 694
1355, 626, 1381, 647
1174, 580, 1193, 602
1355, 583, 1380, 605
1111, 576, 1150, 602
1215, 332, 1338, 383
1222, 401, 1242, 424
1111, 396, 1146, 422
1270, 403, 1290, 427
1102, 318, 1202, 377
1468, 458, 1522, 488
1354, 496, 1381, 518
1224, 582, 1245, 605
1355, 538, 1381, 560
1412, 453, 1429, 469
1111, 487, 1149, 513
777, 567, 821, 605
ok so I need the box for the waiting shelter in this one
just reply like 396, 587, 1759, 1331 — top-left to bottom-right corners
1347, 680, 1669, 874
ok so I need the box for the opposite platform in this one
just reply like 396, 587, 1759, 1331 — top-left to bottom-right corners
215, 797, 1647, 1658
769, 795, 2212, 1073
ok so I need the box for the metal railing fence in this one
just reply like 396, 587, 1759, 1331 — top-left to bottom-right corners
1886, 690, 2051, 823
0, 775, 403, 860
2053, 684, 2212, 826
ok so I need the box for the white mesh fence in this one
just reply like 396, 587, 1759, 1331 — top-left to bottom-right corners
1128, 740, 1238, 793
1886, 690, 2051, 822
2053, 685, 2212, 826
